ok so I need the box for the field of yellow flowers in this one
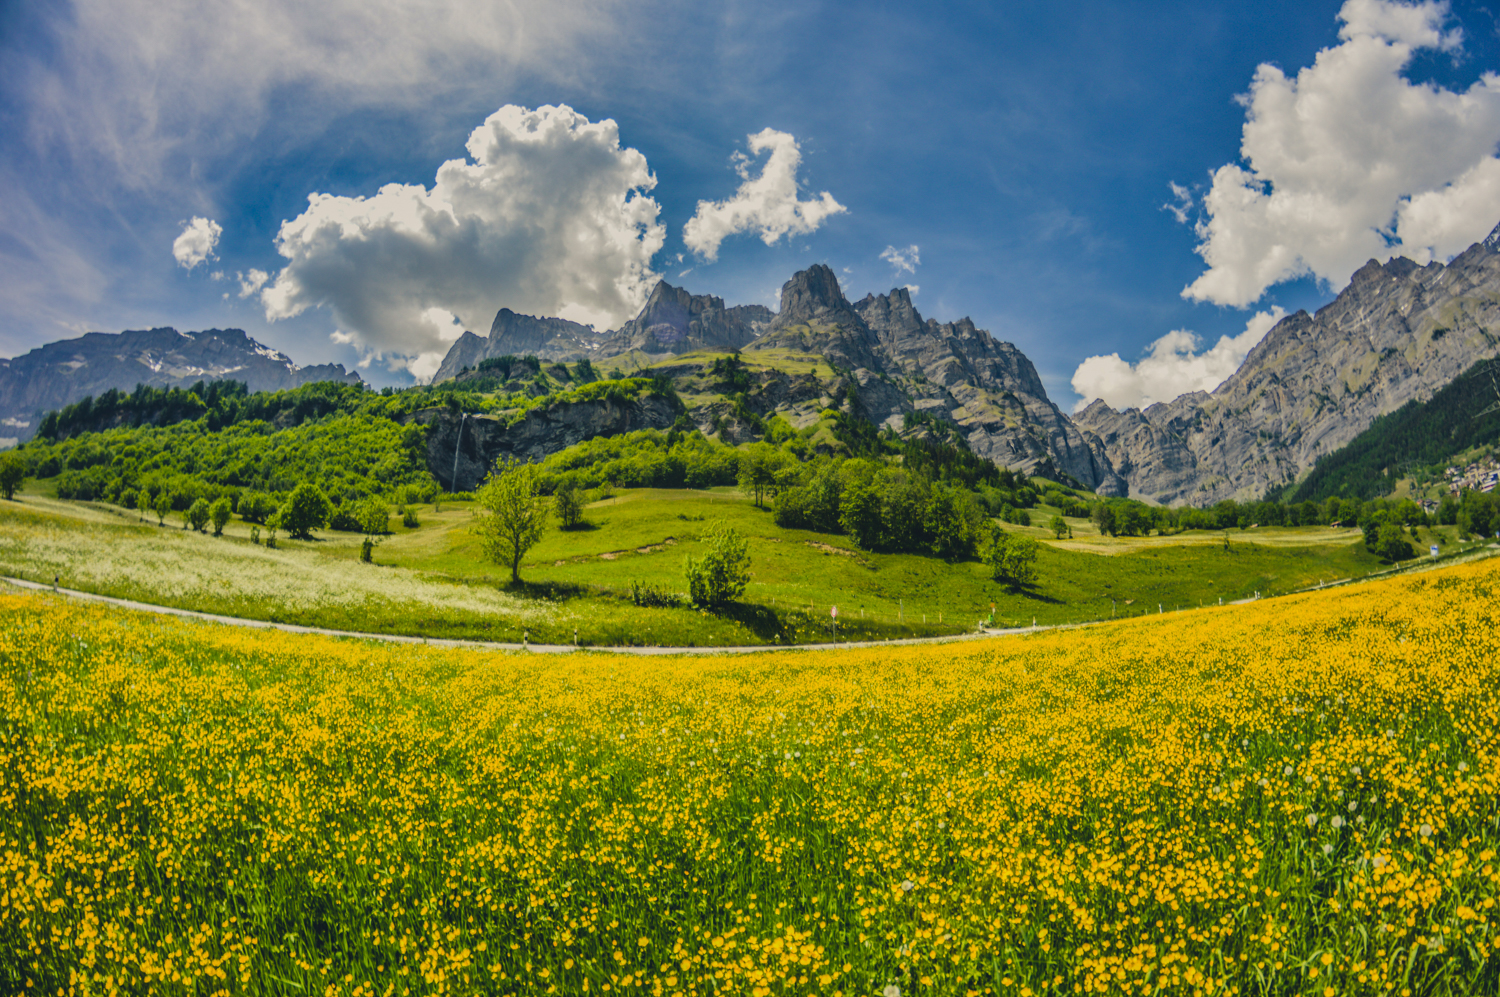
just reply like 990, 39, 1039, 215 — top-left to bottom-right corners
3, 559, 1499, 997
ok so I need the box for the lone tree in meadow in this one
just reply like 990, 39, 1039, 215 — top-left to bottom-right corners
0, 450, 26, 500
986, 525, 1038, 588
278, 482, 332, 540
554, 484, 585, 530
152, 491, 172, 527
685, 520, 751, 608
474, 456, 548, 583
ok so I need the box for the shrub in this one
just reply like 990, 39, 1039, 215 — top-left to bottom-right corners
401, 506, 419, 529
278, 483, 332, 540
210, 497, 232, 536
629, 580, 681, 608
684, 521, 750, 608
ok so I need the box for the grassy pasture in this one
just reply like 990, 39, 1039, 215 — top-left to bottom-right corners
3, 559, 1499, 995
0, 479, 1422, 646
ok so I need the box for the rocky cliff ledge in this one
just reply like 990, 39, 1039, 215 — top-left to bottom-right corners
413, 394, 681, 491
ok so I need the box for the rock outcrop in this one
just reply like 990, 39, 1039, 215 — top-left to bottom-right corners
0, 327, 361, 444
1076, 223, 1500, 504
745, 269, 1125, 493
431, 310, 603, 381
426, 263, 1128, 494
414, 394, 681, 491
596, 281, 771, 357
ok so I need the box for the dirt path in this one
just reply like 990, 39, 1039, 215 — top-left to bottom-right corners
0, 575, 1045, 655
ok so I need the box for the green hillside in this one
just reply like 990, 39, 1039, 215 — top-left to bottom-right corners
1277, 358, 1500, 502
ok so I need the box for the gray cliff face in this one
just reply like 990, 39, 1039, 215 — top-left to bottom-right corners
414, 395, 681, 491
849, 286, 1126, 494
752, 265, 887, 372
431, 281, 773, 382
749, 268, 1124, 493
426, 264, 1128, 493
1076, 224, 1500, 504
0, 327, 361, 443
431, 310, 603, 381
598, 281, 771, 357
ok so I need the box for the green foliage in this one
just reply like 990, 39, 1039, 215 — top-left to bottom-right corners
554, 485, 584, 530
475, 354, 542, 380
923, 484, 984, 560
774, 463, 842, 532
1457, 489, 1499, 538
986, 527, 1039, 587
238, 492, 276, 524
1050, 514, 1069, 539
474, 457, 548, 583
401, 506, 419, 529
1277, 358, 1500, 502
684, 521, 751, 608
279, 483, 332, 540
152, 492, 171, 526
1373, 523, 1415, 563
537, 428, 739, 492
186, 497, 211, 533
356, 497, 391, 537
629, 580, 681, 608
0, 451, 25, 500
838, 485, 883, 550
210, 497, 231, 536
737, 441, 791, 508
709, 352, 752, 393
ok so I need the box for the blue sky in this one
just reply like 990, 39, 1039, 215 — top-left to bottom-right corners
3, 0, 1500, 411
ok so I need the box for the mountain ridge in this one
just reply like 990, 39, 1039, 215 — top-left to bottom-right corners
0, 327, 361, 445
1075, 222, 1500, 505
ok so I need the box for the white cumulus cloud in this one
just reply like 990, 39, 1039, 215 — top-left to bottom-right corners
880, 244, 920, 276
683, 128, 846, 261
1072, 307, 1287, 412
172, 216, 221, 269
237, 269, 268, 298
261, 104, 664, 381
1183, 0, 1500, 307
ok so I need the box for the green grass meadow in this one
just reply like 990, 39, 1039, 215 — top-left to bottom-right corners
0, 476, 1468, 646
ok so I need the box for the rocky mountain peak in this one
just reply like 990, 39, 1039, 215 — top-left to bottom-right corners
854, 287, 924, 339
771, 264, 857, 330
1080, 218, 1500, 505
1485, 220, 1500, 253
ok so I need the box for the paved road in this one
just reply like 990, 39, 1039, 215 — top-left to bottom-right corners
1, 575, 1046, 655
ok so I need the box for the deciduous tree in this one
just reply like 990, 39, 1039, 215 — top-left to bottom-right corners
0, 451, 26, 500
474, 457, 548, 583
278, 482, 332, 539
684, 521, 750, 607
